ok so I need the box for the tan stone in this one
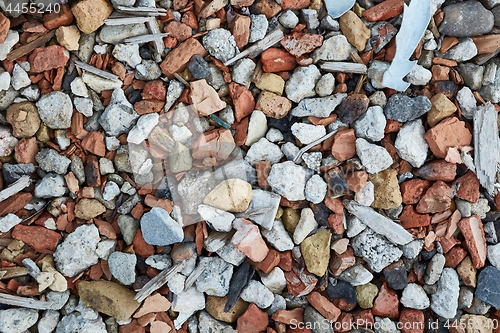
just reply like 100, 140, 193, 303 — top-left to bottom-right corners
75, 198, 107, 220
457, 256, 477, 287
56, 25, 81, 51
255, 73, 285, 95
78, 280, 140, 321
150, 321, 172, 333
370, 169, 402, 209
427, 94, 457, 127
356, 283, 379, 309
204, 179, 252, 213
190, 79, 227, 116
71, 0, 113, 34
205, 296, 248, 323
300, 229, 331, 276
255, 91, 292, 119
133, 293, 171, 318
6, 102, 40, 138
461, 315, 493, 333
339, 11, 371, 51
282, 208, 300, 233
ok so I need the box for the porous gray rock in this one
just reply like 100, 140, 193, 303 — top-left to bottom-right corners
394, 119, 429, 168
140, 207, 184, 246
0, 308, 39, 333
305, 174, 328, 204
108, 252, 136, 285
202, 28, 238, 63
430, 268, 460, 319
285, 65, 322, 103
99, 88, 139, 137
384, 94, 432, 123
291, 94, 346, 118
244, 138, 284, 166
36, 91, 73, 129
291, 123, 326, 145
195, 257, 233, 297
34, 174, 68, 198
353, 106, 386, 142
356, 138, 393, 174
36, 148, 71, 174
313, 35, 352, 62
249, 14, 268, 43
54, 224, 100, 277
267, 161, 311, 201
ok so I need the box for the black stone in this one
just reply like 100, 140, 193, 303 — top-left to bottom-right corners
382, 260, 408, 290
311, 203, 333, 228
327, 280, 356, 304
83, 110, 102, 132
432, 81, 456, 99
476, 266, 500, 308
187, 54, 211, 79
336, 94, 370, 124
156, 177, 173, 201
224, 263, 254, 312
420, 249, 437, 262
62, 69, 78, 92
128, 90, 142, 104
139, 47, 153, 60
384, 94, 431, 123
3, 163, 35, 186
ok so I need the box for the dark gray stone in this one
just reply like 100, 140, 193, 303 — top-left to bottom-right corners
2, 163, 34, 185
383, 260, 408, 291
458, 63, 484, 91
304, 306, 333, 333
384, 94, 431, 123
439, 1, 494, 37
187, 55, 211, 79
327, 280, 357, 304
476, 266, 500, 308
224, 263, 254, 312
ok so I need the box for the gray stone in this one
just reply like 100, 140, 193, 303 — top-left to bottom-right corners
353, 105, 386, 142
458, 286, 474, 309
198, 204, 235, 232
405, 64, 432, 86
443, 38, 478, 62
145, 254, 172, 271
458, 63, 484, 91
394, 119, 429, 168
279, 10, 299, 29
355, 181, 374, 206
285, 65, 322, 103
456, 87, 477, 119
36, 91, 73, 129
2, 163, 34, 185
425, 253, 446, 285
96, 240, 116, 260
369, 90, 387, 107
305, 174, 327, 204
187, 55, 211, 79
177, 169, 217, 215
216, 240, 246, 266
81, 72, 122, 94
168, 273, 186, 295
74, 97, 93, 117
165, 80, 184, 112
0, 308, 39, 333
202, 29, 238, 63
351, 228, 403, 273
140, 207, 184, 246
249, 14, 268, 43
356, 138, 393, 174
476, 266, 500, 308
38, 310, 60, 333
267, 294, 287, 315
11, 63, 31, 90
0, 30, 19, 61
34, 174, 67, 198
291, 123, 326, 145
195, 257, 233, 296
54, 224, 100, 277
243, 189, 280, 230
127, 113, 159, 144
267, 161, 311, 201
135, 60, 162, 81
321, 15, 339, 30
347, 216, 367, 238
338, 264, 374, 286
232, 58, 256, 88
0, 72, 10, 92
244, 137, 284, 165
108, 252, 136, 285
402, 239, 424, 259
281, 142, 300, 161
291, 94, 346, 118
36, 148, 71, 174
384, 94, 432, 122
240, 280, 274, 309
487, 243, 500, 270
304, 306, 334, 333
266, 128, 283, 142
471, 198, 491, 218
401, 283, 430, 309
431, 268, 460, 319
262, 219, 294, 251
172, 286, 206, 313
56, 313, 107, 333
315, 73, 336, 97
439, 1, 494, 37
313, 35, 352, 62
302, 152, 322, 171
367, 60, 390, 89
99, 24, 149, 44
99, 88, 139, 136
301, 9, 320, 29
0, 214, 22, 233
466, 297, 491, 314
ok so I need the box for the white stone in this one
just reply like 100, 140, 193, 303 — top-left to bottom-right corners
240, 280, 274, 309
367, 60, 390, 89
430, 268, 460, 319
168, 273, 186, 295
172, 286, 206, 313
95, 239, 116, 260
0, 213, 22, 232
394, 119, 428, 168
74, 97, 94, 117
127, 113, 159, 144
279, 10, 299, 28
11, 64, 31, 90
260, 267, 287, 293
266, 128, 283, 142
243, 189, 281, 230
99, 158, 115, 175
145, 254, 172, 270
291, 123, 326, 144
21, 85, 40, 101
198, 204, 235, 232
245, 110, 268, 146
405, 64, 432, 86
54, 224, 100, 277
353, 106, 386, 142
70, 77, 88, 97
281, 142, 300, 161
0, 72, 11, 92
245, 138, 284, 165
313, 35, 353, 62
0, 308, 38, 333
232, 58, 256, 88
38, 310, 60, 333
112, 43, 142, 68
169, 124, 192, 143
443, 38, 478, 62
102, 181, 121, 201
262, 219, 295, 251
355, 181, 374, 206
267, 161, 311, 201
285, 65, 322, 103
0, 30, 19, 61
293, 208, 318, 244
487, 243, 500, 270
305, 174, 327, 204
356, 138, 393, 174
195, 257, 233, 297
315, 73, 335, 97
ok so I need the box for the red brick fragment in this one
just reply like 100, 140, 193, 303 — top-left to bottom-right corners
399, 309, 425, 333
400, 179, 432, 205
0, 192, 32, 216
12, 225, 61, 253
160, 38, 208, 78
424, 117, 472, 159
255, 91, 292, 119
280, 32, 324, 57
445, 246, 468, 268
416, 180, 451, 214
372, 283, 399, 319
306, 291, 341, 322
282, 0, 310, 9
415, 159, 457, 182
363, 0, 404, 22
261, 48, 297, 73
252, 248, 280, 273
142, 80, 167, 100
252, 0, 281, 18
28, 45, 69, 73
236, 304, 269, 333
331, 128, 356, 161
133, 229, 155, 258
230, 14, 251, 49
43, 4, 74, 30
229, 82, 255, 122
81, 132, 106, 157
14, 137, 38, 164
272, 308, 304, 324
458, 215, 486, 269
284, 265, 318, 297
329, 247, 356, 276
164, 21, 192, 43
399, 205, 431, 229
453, 170, 480, 203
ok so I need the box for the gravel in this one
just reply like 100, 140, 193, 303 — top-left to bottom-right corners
36, 91, 73, 129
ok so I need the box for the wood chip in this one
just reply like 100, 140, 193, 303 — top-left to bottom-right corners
75, 60, 120, 81
224, 29, 284, 66
6, 30, 55, 61
320, 62, 367, 74
0, 293, 58, 310
0, 267, 29, 280
0, 176, 31, 203
134, 261, 186, 302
